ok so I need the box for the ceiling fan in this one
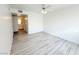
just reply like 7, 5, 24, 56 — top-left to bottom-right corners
41, 4, 50, 14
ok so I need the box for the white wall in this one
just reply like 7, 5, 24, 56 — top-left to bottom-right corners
12, 15, 18, 32
27, 12, 43, 34
0, 5, 13, 54
44, 5, 79, 44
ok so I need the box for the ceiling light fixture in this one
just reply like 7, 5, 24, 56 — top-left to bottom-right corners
17, 9, 23, 16
41, 4, 47, 14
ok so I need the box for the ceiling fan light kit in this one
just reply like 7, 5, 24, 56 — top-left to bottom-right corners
41, 9, 47, 14
41, 5, 48, 14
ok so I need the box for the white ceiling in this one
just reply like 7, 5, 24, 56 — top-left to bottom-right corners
9, 4, 74, 13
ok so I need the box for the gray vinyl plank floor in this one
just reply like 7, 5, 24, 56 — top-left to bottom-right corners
11, 32, 79, 55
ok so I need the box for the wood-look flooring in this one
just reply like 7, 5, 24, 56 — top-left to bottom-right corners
11, 32, 79, 55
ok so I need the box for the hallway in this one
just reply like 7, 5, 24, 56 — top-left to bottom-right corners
11, 32, 79, 55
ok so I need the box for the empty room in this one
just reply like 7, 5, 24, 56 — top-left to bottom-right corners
1, 4, 79, 55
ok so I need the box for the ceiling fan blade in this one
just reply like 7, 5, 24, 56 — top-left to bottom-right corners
42, 4, 51, 9
46, 5, 51, 9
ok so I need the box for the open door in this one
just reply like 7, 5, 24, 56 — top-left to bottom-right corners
12, 13, 28, 34
18, 14, 28, 33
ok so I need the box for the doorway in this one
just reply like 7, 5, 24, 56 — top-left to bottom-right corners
18, 14, 28, 33
12, 13, 28, 34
